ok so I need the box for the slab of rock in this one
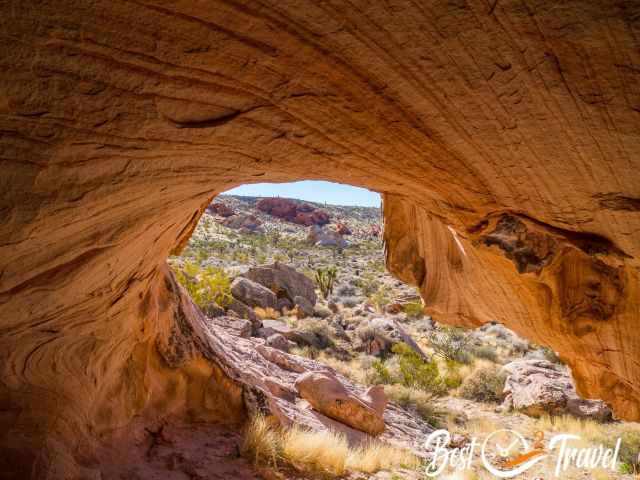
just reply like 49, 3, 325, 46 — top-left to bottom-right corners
294, 371, 386, 435
231, 277, 277, 310
502, 359, 612, 421
209, 317, 252, 338
243, 263, 317, 306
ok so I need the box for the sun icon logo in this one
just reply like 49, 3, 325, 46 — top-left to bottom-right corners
481, 429, 548, 478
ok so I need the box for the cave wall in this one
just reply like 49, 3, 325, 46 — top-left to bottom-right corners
0, 0, 639, 476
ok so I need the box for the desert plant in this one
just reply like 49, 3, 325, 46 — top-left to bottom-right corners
315, 266, 337, 300
426, 326, 473, 364
403, 300, 424, 318
172, 262, 233, 310
384, 384, 447, 428
340, 296, 360, 308
372, 359, 393, 384
471, 345, 498, 362
392, 343, 445, 395
369, 284, 393, 312
459, 366, 506, 403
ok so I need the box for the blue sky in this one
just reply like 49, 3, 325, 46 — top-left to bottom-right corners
224, 181, 381, 207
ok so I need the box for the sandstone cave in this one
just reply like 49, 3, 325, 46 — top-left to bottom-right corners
1, 0, 639, 478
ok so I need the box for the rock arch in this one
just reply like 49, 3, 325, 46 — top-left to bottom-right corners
1, 0, 639, 476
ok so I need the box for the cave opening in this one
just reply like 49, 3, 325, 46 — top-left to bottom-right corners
157, 180, 630, 478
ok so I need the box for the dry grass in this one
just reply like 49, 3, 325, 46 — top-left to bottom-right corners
254, 306, 280, 319
241, 415, 420, 476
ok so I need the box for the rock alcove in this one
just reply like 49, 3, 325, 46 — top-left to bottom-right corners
1, 0, 639, 477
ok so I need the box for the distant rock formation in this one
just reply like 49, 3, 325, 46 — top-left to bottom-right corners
207, 202, 235, 217
257, 197, 330, 226
221, 213, 263, 233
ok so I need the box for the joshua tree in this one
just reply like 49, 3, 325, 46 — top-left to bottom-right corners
315, 266, 337, 300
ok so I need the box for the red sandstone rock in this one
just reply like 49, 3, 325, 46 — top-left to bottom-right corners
207, 202, 235, 217
257, 198, 330, 226
1, 1, 640, 475
335, 223, 352, 235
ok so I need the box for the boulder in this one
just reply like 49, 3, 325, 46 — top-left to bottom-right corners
243, 263, 317, 306
294, 295, 314, 318
231, 277, 277, 310
276, 297, 294, 313
221, 213, 264, 233
266, 333, 291, 352
294, 371, 386, 435
335, 223, 352, 235
502, 359, 612, 421
313, 304, 333, 319
357, 317, 427, 359
258, 319, 326, 349
307, 225, 348, 248
256, 198, 330, 226
227, 298, 260, 329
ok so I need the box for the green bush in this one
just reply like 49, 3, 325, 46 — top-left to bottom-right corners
459, 366, 506, 403
442, 360, 464, 389
471, 345, 498, 362
403, 300, 424, 318
372, 359, 393, 384
427, 326, 473, 364
392, 343, 445, 395
173, 262, 233, 310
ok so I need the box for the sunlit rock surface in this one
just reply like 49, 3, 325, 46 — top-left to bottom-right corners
1, 0, 639, 476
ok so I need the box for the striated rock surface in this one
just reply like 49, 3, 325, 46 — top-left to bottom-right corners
1, 0, 639, 475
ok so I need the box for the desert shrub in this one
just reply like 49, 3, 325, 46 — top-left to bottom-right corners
337, 284, 357, 296
442, 360, 464, 389
356, 272, 381, 297
385, 384, 447, 428
254, 307, 280, 320
301, 318, 333, 349
392, 343, 445, 395
172, 262, 233, 309
426, 326, 473, 364
459, 366, 506, 403
403, 300, 424, 318
369, 285, 393, 312
471, 345, 498, 362
341, 296, 360, 308
371, 359, 393, 384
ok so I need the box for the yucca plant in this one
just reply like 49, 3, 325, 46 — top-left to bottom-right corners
315, 266, 337, 300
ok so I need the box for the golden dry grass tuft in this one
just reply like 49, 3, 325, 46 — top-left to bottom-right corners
241, 415, 420, 476
254, 306, 280, 320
